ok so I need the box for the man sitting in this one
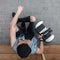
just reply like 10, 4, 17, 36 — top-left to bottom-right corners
10, 5, 44, 58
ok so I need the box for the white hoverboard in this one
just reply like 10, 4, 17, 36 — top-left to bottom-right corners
35, 21, 54, 42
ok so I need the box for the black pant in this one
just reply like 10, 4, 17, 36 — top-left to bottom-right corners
20, 22, 35, 40
12, 13, 35, 40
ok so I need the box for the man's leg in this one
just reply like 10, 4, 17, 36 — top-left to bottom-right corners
20, 22, 26, 35
16, 22, 27, 38
25, 16, 36, 40
12, 12, 30, 23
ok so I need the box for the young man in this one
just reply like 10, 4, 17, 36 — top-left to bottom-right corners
10, 5, 44, 58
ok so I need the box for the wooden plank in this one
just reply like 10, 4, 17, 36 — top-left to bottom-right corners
0, 54, 60, 60
0, 54, 20, 60
0, 44, 15, 54
45, 54, 60, 60
44, 45, 60, 54
0, 45, 60, 54
0, 54, 42, 60
0, 45, 60, 60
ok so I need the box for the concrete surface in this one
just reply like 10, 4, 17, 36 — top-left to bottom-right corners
0, 0, 60, 44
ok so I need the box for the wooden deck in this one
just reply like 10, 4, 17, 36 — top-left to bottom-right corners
0, 44, 60, 60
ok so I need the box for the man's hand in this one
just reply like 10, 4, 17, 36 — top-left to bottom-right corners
18, 40, 31, 46
17, 6, 24, 14
37, 34, 43, 39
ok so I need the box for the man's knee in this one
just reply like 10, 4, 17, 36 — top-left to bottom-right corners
30, 16, 36, 22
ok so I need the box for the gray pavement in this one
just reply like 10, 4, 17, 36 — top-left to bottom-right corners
0, 0, 60, 44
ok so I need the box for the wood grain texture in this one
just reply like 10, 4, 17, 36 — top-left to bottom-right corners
0, 44, 15, 54
0, 54, 60, 60
44, 45, 60, 54
45, 54, 60, 60
0, 45, 60, 60
0, 45, 60, 54
0, 54, 42, 60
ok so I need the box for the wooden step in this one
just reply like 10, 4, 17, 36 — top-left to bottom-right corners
0, 54, 60, 60
44, 45, 60, 54
0, 54, 42, 60
45, 54, 60, 60
0, 44, 60, 60
0, 44, 60, 54
0, 44, 15, 54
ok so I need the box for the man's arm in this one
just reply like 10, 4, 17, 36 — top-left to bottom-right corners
37, 41, 44, 54
36, 35, 44, 54
10, 6, 24, 27
10, 6, 24, 47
